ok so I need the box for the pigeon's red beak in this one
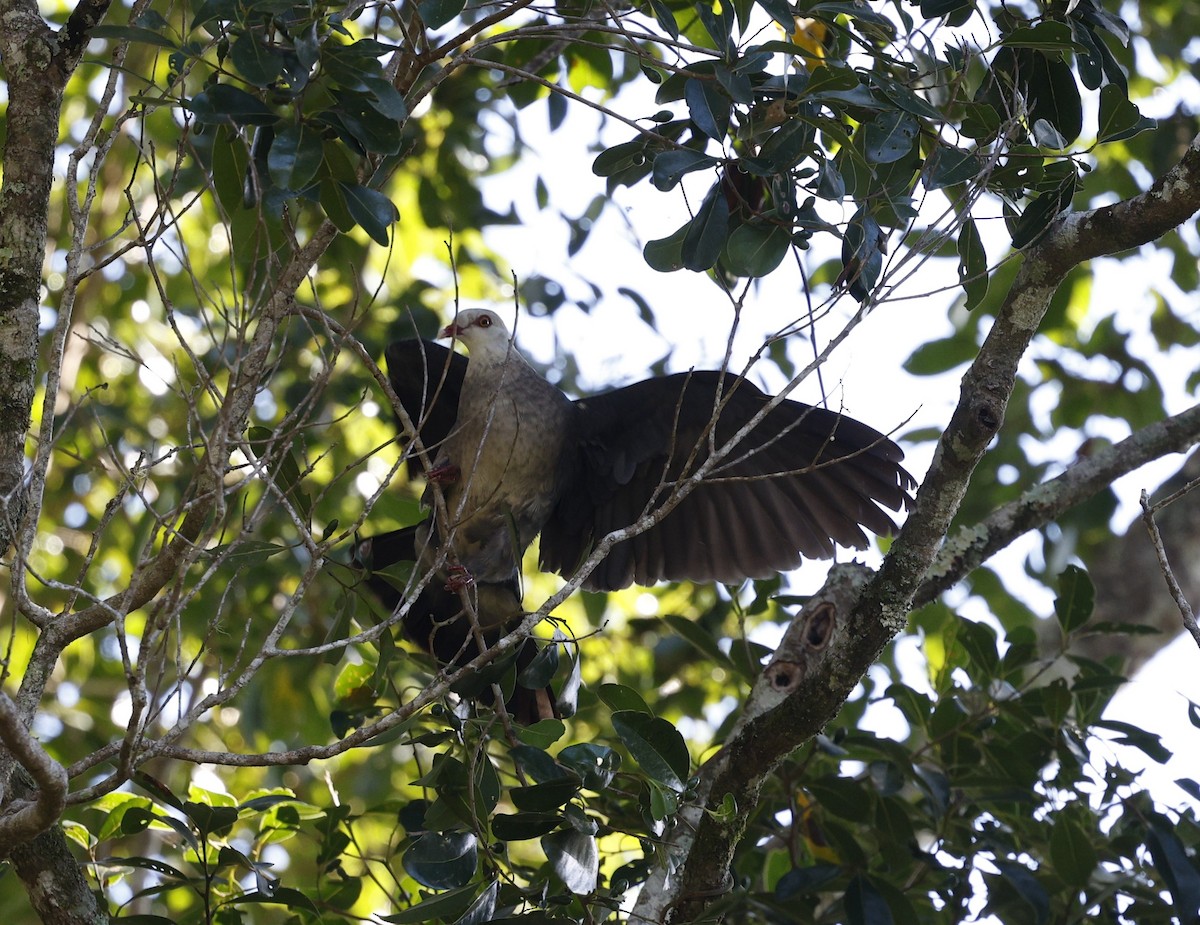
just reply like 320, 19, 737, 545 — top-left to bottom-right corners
440, 322, 463, 339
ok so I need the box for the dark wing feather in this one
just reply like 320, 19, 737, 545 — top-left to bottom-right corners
384, 339, 466, 476
540, 372, 914, 591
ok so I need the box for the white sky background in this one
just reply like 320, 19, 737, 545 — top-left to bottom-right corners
471, 73, 1200, 813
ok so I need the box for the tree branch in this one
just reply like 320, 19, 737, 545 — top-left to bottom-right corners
0, 691, 68, 855
643, 130, 1200, 924
914, 400, 1200, 606
1141, 489, 1200, 649
56, 0, 115, 71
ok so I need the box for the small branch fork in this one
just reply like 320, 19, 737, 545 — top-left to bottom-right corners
1141, 486, 1200, 650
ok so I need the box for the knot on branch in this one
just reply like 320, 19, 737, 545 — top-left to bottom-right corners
976, 399, 1002, 434
763, 600, 837, 694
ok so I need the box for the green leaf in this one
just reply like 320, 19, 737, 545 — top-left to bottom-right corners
753, 0, 793, 29
1026, 51, 1082, 145
96, 854, 190, 882
267, 121, 324, 189
183, 801, 238, 836
541, 830, 598, 894
381, 882, 481, 923
558, 743, 620, 791
319, 178, 355, 232
652, 149, 719, 191
863, 110, 919, 164
516, 718, 566, 750
808, 778, 873, 824
926, 144, 982, 190
845, 874, 894, 925
644, 222, 688, 272
517, 642, 560, 688
957, 218, 988, 310
1146, 814, 1200, 923
869, 72, 943, 121
511, 778, 581, 812
1054, 565, 1095, 633
684, 78, 729, 141
190, 0, 238, 29
646, 0, 679, 39
593, 140, 651, 178
133, 771, 185, 811
1097, 84, 1156, 143
612, 711, 689, 791
338, 182, 399, 245
417, 0, 466, 29
1049, 814, 1097, 887
758, 118, 817, 171
402, 832, 477, 890
999, 22, 1086, 51
362, 75, 409, 121
511, 744, 570, 783
724, 221, 790, 278
1010, 176, 1075, 249
231, 32, 284, 86
331, 96, 403, 154
248, 424, 312, 524
204, 539, 290, 564
492, 812, 562, 842
1093, 719, 1172, 764
457, 879, 498, 925
776, 864, 841, 898
188, 85, 276, 126
597, 683, 652, 714
681, 183, 730, 272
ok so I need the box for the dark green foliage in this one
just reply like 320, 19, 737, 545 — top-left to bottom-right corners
79, 568, 1200, 922
8, 0, 1200, 919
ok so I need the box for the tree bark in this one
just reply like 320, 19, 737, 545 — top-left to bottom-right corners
0, 1, 113, 921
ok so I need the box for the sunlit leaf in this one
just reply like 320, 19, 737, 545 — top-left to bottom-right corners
402, 832, 477, 890
542, 830, 598, 894
612, 711, 689, 790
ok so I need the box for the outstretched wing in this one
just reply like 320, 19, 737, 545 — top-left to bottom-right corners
384, 339, 466, 476
540, 372, 914, 591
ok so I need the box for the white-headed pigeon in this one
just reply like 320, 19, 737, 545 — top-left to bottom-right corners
358, 308, 915, 721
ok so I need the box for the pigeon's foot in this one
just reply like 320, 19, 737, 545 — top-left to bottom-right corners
445, 565, 475, 592
428, 463, 461, 485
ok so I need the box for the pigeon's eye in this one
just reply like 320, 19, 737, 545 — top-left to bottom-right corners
478, 315, 493, 328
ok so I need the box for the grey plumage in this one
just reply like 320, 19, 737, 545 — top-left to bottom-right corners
425, 311, 572, 584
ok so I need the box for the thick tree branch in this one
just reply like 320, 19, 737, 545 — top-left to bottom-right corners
56, 0, 114, 68
634, 566, 873, 924
0, 6, 60, 559
914, 400, 1200, 606
645, 131, 1200, 924
0, 692, 68, 853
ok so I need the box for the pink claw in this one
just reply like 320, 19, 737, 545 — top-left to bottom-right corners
427, 462, 460, 485
444, 565, 474, 592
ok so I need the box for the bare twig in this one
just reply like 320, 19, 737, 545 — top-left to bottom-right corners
1141, 489, 1200, 649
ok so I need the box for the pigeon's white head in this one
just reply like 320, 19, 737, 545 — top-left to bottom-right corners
440, 309, 514, 363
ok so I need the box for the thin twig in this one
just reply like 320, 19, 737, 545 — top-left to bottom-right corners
1141, 489, 1200, 649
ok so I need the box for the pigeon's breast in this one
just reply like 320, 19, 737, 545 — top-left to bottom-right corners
443, 363, 571, 553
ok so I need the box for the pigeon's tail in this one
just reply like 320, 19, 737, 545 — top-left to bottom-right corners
354, 527, 558, 724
